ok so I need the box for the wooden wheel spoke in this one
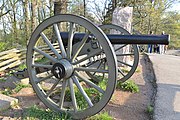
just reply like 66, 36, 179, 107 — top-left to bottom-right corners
40, 32, 62, 59
115, 44, 127, 51
72, 33, 89, 61
72, 49, 103, 65
117, 60, 133, 67
33, 47, 57, 62
75, 72, 105, 94
59, 80, 68, 109
46, 79, 61, 97
68, 78, 78, 112
67, 22, 75, 59
32, 64, 52, 69
35, 74, 53, 83
92, 60, 103, 75
116, 53, 134, 56
53, 24, 67, 58
118, 68, 126, 77
72, 76, 93, 107
74, 67, 108, 73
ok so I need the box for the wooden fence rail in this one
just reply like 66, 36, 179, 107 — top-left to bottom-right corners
0, 43, 60, 72
0, 49, 26, 72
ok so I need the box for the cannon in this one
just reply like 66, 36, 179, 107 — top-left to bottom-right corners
26, 14, 169, 119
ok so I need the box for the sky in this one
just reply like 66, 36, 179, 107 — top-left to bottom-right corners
170, 2, 180, 12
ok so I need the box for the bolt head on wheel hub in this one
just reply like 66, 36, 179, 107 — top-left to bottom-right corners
51, 59, 73, 79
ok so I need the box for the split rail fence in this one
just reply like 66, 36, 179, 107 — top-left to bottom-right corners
0, 43, 60, 72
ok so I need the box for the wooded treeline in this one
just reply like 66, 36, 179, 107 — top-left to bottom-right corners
0, 0, 179, 51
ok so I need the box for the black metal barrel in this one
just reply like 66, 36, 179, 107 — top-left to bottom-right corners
60, 32, 170, 45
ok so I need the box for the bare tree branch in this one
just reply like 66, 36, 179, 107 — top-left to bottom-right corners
0, 10, 11, 18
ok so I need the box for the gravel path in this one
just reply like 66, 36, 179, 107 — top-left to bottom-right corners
148, 52, 180, 120
105, 54, 156, 120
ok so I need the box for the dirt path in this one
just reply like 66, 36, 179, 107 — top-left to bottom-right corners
105, 54, 156, 120
0, 54, 156, 120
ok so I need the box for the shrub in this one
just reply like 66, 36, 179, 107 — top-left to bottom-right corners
116, 80, 140, 93
13, 82, 30, 93
23, 105, 71, 120
87, 112, 113, 120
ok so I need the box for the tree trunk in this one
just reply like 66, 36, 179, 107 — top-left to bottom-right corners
23, 0, 30, 43
54, 1, 68, 33
54, 0, 67, 15
31, 0, 37, 32
9, 0, 18, 46
50, 0, 68, 43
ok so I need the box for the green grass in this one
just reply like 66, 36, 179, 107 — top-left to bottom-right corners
116, 80, 140, 93
1, 87, 12, 96
64, 87, 101, 110
0, 77, 6, 82
13, 82, 31, 93
87, 112, 113, 120
121, 67, 129, 73
35, 57, 49, 63
135, 67, 141, 73
23, 106, 113, 120
18, 63, 27, 70
1, 82, 30, 96
21, 75, 111, 119
23, 105, 71, 120
147, 104, 154, 114
63, 76, 107, 110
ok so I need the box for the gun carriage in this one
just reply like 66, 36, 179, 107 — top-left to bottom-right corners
25, 14, 169, 119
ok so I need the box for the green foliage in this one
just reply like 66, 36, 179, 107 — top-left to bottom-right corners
64, 76, 107, 110
0, 77, 6, 82
0, 42, 9, 52
35, 57, 49, 63
13, 82, 30, 93
135, 67, 141, 73
169, 40, 180, 49
23, 105, 71, 120
65, 87, 101, 110
18, 64, 27, 71
121, 67, 129, 73
87, 112, 113, 120
97, 76, 108, 90
0, 82, 30, 95
116, 80, 140, 93
1, 88, 12, 96
23, 106, 113, 120
147, 105, 154, 114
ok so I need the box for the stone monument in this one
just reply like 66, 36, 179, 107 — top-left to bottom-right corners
111, 7, 133, 67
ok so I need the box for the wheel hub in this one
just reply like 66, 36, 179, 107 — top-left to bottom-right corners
51, 59, 73, 79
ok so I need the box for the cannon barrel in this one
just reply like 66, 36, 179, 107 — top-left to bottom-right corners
107, 34, 169, 45
60, 32, 170, 45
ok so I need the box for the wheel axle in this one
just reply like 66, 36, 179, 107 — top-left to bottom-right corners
51, 59, 74, 79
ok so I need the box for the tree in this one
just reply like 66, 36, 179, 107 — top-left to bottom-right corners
22, 0, 30, 43
31, 0, 38, 32
162, 11, 180, 40
0, 0, 11, 18
54, 0, 68, 15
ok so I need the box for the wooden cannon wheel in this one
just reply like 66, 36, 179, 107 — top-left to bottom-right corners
86, 24, 139, 82
26, 14, 117, 119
